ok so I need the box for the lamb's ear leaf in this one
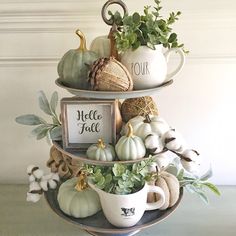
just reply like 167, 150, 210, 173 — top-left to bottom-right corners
31, 125, 48, 137
36, 127, 50, 140
38, 91, 52, 116
50, 91, 58, 115
15, 114, 46, 126
49, 126, 62, 140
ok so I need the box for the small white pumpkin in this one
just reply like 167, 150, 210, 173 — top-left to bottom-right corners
90, 36, 111, 58
57, 177, 101, 218
86, 139, 116, 161
115, 123, 146, 161
124, 115, 170, 140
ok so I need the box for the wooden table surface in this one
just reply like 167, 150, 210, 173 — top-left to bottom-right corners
0, 185, 235, 236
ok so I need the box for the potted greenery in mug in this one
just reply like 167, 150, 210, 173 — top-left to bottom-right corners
85, 159, 166, 228
110, 0, 186, 90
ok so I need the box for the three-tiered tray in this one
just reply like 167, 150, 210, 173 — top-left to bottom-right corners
44, 1, 185, 235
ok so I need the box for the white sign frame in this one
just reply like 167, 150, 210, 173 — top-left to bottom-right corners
61, 98, 116, 150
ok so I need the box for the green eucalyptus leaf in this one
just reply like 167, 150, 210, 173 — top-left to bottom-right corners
15, 114, 46, 126
132, 12, 141, 25
168, 33, 177, 43
50, 91, 58, 115
202, 182, 221, 196
38, 90, 52, 116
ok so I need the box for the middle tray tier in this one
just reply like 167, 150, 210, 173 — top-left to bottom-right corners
53, 141, 156, 166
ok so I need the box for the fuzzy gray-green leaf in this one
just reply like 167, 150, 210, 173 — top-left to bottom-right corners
38, 91, 52, 116
31, 124, 49, 137
15, 114, 46, 126
49, 126, 62, 140
36, 127, 50, 140
50, 91, 58, 115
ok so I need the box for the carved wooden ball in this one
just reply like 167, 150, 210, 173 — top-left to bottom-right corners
121, 96, 158, 122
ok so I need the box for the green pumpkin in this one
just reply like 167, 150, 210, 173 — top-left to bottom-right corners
86, 139, 116, 161
57, 29, 99, 89
90, 35, 111, 58
57, 177, 101, 218
115, 123, 146, 161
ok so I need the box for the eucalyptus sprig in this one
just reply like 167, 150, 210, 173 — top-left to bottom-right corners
15, 91, 62, 141
176, 167, 221, 204
85, 157, 155, 195
111, 0, 187, 53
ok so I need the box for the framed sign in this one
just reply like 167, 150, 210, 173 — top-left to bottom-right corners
61, 98, 116, 150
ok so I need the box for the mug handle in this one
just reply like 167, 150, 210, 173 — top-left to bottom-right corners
145, 185, 165, 211
164, 48, 185, 81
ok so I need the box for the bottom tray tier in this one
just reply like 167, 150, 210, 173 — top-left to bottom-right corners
44, 185, 183, 236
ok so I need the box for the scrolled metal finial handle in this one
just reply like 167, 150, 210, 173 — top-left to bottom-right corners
102, 0, 128, 25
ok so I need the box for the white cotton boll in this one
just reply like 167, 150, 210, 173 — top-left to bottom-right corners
145, 134, 164, 154
40, 180, 48, 191
26, 192, 41, 203
181, 149, 199, 162
28, 175, 35, 182
181, 159, 200, 174
27, 165, 36, 175
42, 173, 53, 181
29, 181, 41, 192
163, 130, 185, 151
154, 153, 171, 171
51, 173, 60, 182
48, 179, 57, 189
33, 169, 44, 179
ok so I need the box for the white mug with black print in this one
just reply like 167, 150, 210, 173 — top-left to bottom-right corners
88, 182, 165, 228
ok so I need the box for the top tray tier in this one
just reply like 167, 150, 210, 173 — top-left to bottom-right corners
55, 79, 173, 99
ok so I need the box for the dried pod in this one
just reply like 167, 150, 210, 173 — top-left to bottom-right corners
89, 57, 133, 91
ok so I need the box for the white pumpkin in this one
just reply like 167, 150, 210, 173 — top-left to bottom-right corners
124, 115, 170, 140
86, 139, 116, 161
115, 123, 146, 161
90, 36, 111, 58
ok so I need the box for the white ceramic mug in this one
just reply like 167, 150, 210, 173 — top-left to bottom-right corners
121, 45, 185, 90
88, 182, 165, 228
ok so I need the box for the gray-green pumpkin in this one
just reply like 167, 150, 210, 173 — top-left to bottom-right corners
86, 139, 116, 161
57, 29, 99, 89
57, 177, 101, 218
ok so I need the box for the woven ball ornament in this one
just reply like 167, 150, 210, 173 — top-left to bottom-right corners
121, 96, 158, 122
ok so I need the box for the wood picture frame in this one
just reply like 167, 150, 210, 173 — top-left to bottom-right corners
61, 98, 116, 150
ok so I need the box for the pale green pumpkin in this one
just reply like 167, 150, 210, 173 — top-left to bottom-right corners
90, 35, 111, 58
57, 177, 101, 218
57, 29, 98, 89
86, 139, 116, 161
115, 123, 146, 161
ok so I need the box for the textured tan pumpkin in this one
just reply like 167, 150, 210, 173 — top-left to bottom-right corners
121, 96, 158, 122
147, 171, 180, 210
89, 57, 133, 91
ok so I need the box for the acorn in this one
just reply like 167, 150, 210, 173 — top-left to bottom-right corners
89, 57, 133, 91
